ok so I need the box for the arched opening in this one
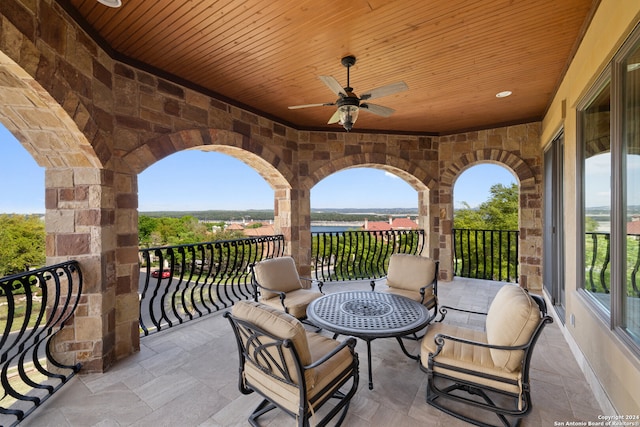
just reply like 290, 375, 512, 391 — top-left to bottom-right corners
0, 124, 46, 274
138, 148, 275, 246
134, 142, 293, 334
0, 51, 120, 375
309, 165, 429, 281
452, 163, 519, 282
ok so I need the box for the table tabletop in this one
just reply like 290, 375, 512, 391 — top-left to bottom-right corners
306, 290, 431, 339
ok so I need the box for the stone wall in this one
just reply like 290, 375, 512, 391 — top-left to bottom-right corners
0, 0, 543, 371
439, 125, 543, 288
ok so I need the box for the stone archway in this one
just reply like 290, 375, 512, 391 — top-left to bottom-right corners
440, 149, 541, 288
127, 128, 301, 255
301, 152, 439, 272
0, 50, 125, 371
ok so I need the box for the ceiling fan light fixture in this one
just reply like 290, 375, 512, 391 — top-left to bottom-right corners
338, 105, 359, 131
97, 0, 122, 7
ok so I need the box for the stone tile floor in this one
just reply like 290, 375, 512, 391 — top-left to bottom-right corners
21, 278, 604, 426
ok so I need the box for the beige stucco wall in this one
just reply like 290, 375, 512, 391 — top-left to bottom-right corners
542, 0, 640, 413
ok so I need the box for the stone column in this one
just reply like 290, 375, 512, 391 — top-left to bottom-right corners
294, 188, 312, 277
113, 168, 141, 360
46, 167, 117, 373
273, 185, 311, 275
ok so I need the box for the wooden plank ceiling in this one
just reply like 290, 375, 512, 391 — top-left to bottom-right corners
60, 0, 598, 135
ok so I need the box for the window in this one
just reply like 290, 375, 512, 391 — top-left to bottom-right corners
580, 26, 640, 348
623, 44, 640, 344
581, 79, 611, 313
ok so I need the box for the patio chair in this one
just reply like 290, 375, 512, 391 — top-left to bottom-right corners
420, 285, 553, 427
370, 253, 439, 325
225, 300, 359, 427
250, 256, 323, 320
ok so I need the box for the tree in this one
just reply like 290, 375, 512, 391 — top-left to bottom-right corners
0, 214, 46, 276
138, 214, 246, 248
454, 183, 519, 230
453, 183, 519, 282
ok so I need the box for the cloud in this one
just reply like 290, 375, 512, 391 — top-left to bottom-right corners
384, 171, 400, 179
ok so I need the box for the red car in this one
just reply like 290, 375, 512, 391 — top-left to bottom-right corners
151, 270, 171, 279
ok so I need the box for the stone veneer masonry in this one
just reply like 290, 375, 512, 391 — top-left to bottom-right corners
0, 0, 542, 371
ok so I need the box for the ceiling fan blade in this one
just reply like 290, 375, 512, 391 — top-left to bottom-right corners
288, 102, 334, 110
319, 76, 347, 96
360, 103, 395, 117
327, 109, 342, 124
360, 81, 408, 101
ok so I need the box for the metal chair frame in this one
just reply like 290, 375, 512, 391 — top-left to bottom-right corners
225, 310, 359, 427
421, 294, 553, 427
370, 258, 439, 339
250, 258, 324, 320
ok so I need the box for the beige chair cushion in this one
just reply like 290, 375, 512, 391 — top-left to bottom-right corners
260, 288, 323, 319
254, 256, 303, 300
485, 285, 541, 372
380, 287, 437, 309
387, 254, 436, 297
232, 300, 353, 414
421, 323, 521, 395
231, 300, 312, 382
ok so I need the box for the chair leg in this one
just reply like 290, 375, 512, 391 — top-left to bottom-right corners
248, 398, 278, 427
426, 380, 523, 427
314, 389, 353, 427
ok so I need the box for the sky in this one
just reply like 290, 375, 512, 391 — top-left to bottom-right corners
0, 123, 516, 213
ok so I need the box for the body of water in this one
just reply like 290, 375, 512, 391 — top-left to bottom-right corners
311, 225, 359, 233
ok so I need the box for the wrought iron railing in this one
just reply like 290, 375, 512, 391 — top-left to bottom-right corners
585, 232, 640, 298
452, 228, 519, 282
138, 235, 285, 336
0, 261, 82, 426
586, 232, 610, 294
311, 229, 425, 281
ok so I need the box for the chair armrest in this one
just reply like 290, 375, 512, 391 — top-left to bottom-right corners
251, 278, 289, 311
435, 305, 487, 322
429, 333, 527, 362
252, 280, 287, 298
300, 276, 324, 293
418, 279, 438, 303
432, 333, 529, 353
430, 315, 553, 359
305, 337, 357, 369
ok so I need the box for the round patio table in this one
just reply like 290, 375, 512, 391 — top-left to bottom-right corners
306, 290, 431, 390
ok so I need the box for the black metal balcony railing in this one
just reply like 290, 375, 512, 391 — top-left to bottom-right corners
0, 261, 83, 427
311, 229, 425, 281
586, 232, 610, 294
585, 232, 640, 298
138, 235, 284, 336
452, 228, 519, 283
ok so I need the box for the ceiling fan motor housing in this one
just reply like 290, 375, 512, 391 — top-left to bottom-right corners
341, 55, 357, 68
287, 54, 406, 131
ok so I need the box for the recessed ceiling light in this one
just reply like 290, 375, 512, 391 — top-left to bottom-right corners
97, 0, 122, 7
496, 91, 512, 98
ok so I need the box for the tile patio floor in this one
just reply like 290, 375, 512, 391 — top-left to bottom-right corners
21, 278, 604, 426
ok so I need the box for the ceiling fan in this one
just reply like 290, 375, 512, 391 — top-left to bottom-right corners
288, 56, 408, 131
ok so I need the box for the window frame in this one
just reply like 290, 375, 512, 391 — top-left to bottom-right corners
577, 23, 640, 352
577, 69, 612, 323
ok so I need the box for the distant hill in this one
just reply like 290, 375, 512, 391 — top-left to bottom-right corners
140, 208, 418, 222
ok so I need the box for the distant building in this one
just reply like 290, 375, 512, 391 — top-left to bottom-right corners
362, 216, 419, 231
243, 223, 275, 236
628, 215, 640, 235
